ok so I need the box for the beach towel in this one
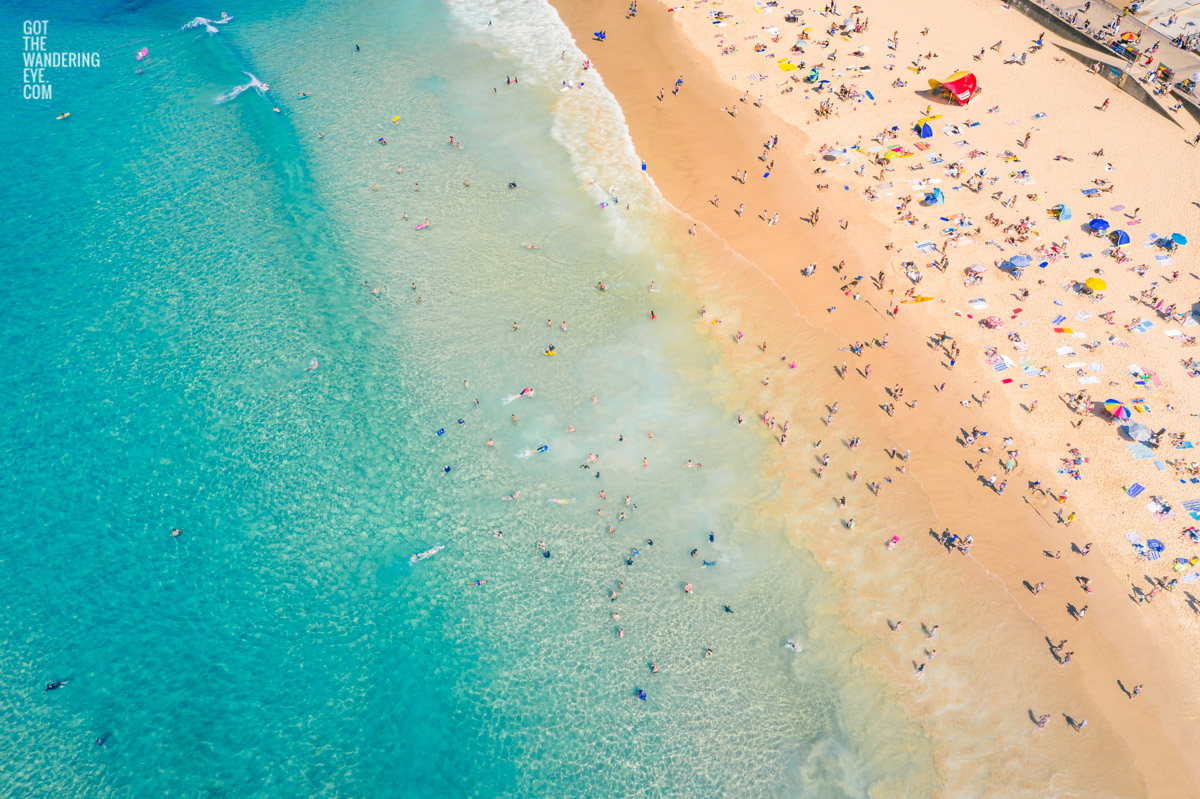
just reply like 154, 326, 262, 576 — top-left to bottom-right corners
1127, 443, 1155, 460
1155, 460, 1166, 471
1078, 375, 1099, 384
1155, 254, 1174, 265
1127, 483, 1145, 498
1125, 531, 1141, 543
1052, 315, 1067, 325
1183, 499, 1200, 512
1176, 441, 1194, 449
1183, 572, 1200, 583
1055, 346, 1075, 355
1081, 188, 1100, 197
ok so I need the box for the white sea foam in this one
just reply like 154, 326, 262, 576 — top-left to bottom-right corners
443, 0, 673, 252
215, 72, 269, 103
182, 15, 234, 35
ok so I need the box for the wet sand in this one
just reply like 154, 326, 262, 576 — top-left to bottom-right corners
549, 0, 1200, 794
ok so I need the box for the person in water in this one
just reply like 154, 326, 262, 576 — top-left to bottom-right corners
46, 680, 67, 691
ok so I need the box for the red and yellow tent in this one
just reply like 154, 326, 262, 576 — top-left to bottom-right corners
928, 71, 980, 106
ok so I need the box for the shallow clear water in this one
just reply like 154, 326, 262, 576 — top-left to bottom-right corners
0, 0, 941, 795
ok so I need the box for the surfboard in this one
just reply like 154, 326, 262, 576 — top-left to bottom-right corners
56, 112, 70, 120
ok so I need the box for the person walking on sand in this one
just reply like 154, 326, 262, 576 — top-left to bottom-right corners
1101, 98, 1109, 111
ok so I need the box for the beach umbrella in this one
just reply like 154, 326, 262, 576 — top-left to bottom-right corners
1147, 539, 1165, 553
1110, 230, 1131, 247
1104, 399, 1131, 420
1085, 277, 1107, 291
1171, 233, 1188, 246
1053, 203, 1072, 221
1088, 218, 1110, 232
1010, 254, 1033, 268
1125, 422, 1152, 442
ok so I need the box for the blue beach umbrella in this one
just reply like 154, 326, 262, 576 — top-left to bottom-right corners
1010, 254, 1033, 268
1088, 218, 1110, 232
924, 188, 945, 206
1171, 233, 1188, 246
1110, 229, 1131, 247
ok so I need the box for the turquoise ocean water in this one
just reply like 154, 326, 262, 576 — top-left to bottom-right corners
0, 0, 939, 795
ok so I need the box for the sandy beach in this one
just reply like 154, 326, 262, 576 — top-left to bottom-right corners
550, 0, 1200, 793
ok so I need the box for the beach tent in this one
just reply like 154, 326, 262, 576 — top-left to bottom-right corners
1052, 203, 1072, 221
928, 71, 980, 106
924, 188, 945, 206
1110, 229, 1131, 247
1088, 218, 1110, 232
914, 115, 940, 138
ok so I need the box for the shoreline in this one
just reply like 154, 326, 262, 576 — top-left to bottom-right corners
548, 0, 1200, 794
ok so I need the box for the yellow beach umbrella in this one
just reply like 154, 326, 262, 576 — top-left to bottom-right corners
1085, 277, 1107, 291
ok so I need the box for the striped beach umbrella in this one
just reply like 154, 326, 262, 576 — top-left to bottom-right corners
1104, 399, 1131, 420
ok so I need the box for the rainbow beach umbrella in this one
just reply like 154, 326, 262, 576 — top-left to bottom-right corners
1104, 399, 1131, 420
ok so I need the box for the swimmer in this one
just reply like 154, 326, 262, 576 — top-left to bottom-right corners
690, 548, 698, 557
523, 244, 541, 249
45, 680, 67, 691
467, 579, 487, 587
723, 605, 735, 614
684, 583, 693, 593
705, 649, 714, 658
651, 663, 659, 673
596, 281, 607, 291
170, 528, 182, 538
95, 736, 108, 746
306, 358, 319, 372
618, 628, 625, 639
485, 439, 495, 447
493, 530, 503, 538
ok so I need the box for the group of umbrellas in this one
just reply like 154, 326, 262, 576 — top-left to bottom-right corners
1087, 218, 1188, 251
1104, 400, 1153, 442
